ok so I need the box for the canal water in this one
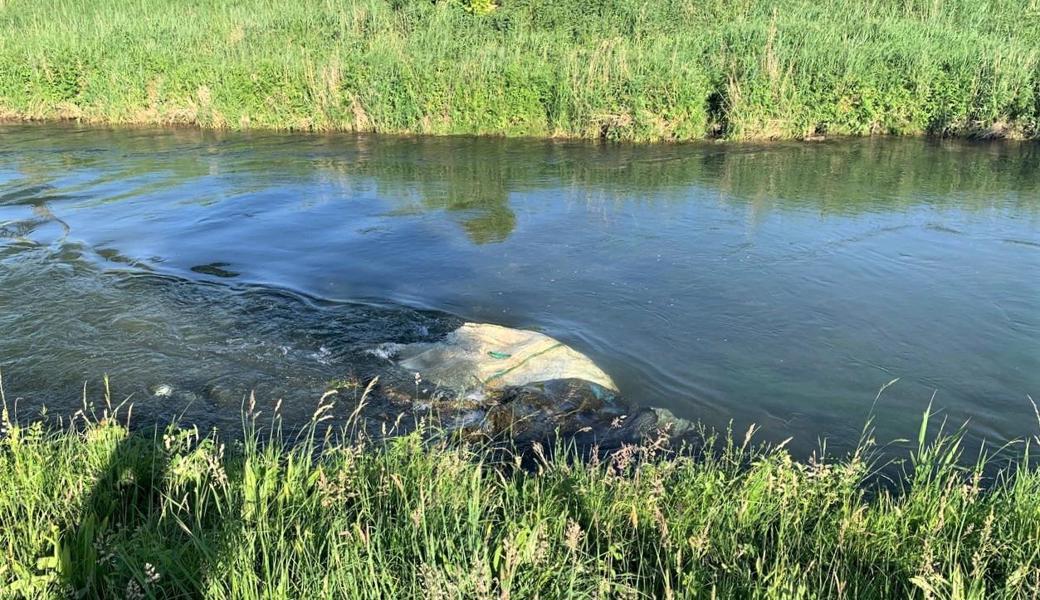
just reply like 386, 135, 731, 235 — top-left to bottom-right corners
1, 124, 1037, 455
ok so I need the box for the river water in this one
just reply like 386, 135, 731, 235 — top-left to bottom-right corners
1, 124, 1037, 455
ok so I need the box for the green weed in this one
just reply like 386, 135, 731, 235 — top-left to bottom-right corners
1, 0, 1038, 141
2, 383, 1040, 598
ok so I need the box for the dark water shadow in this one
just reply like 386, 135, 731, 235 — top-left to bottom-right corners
60, 418, 234, 598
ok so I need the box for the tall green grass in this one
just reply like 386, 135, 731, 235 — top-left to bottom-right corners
3, 382, 1040, 598
1, 0, 1039, 141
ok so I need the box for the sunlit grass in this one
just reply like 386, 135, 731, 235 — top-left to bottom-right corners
2, 378, 1040, 598
1, 0, 1038, 141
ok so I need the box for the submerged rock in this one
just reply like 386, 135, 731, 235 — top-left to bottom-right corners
388, 378, 656, 448
149, 383, 174, 398
364, 322, 689, 450
478, 379, 660, 447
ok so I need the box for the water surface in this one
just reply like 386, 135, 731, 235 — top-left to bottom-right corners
1, 124, 1038, 454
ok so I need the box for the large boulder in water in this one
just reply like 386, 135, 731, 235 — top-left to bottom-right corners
376, 322, 689, 450
396, 322, 617, 393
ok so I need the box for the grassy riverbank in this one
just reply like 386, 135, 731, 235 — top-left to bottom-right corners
3, 397, 1040, 598
2, 0, 1039, 141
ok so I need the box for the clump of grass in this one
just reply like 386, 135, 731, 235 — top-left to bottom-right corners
1, 0, 1038, 141
2, 381, 1040, 598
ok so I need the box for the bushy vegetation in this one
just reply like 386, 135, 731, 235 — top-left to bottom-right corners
1, 0, 1039, 141
3, 383, 1040, 599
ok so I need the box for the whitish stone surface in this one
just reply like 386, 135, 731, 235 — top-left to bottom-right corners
397, 322, 617, 392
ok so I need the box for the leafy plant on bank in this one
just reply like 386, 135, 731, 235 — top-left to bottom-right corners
2, 377, 1040, 598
